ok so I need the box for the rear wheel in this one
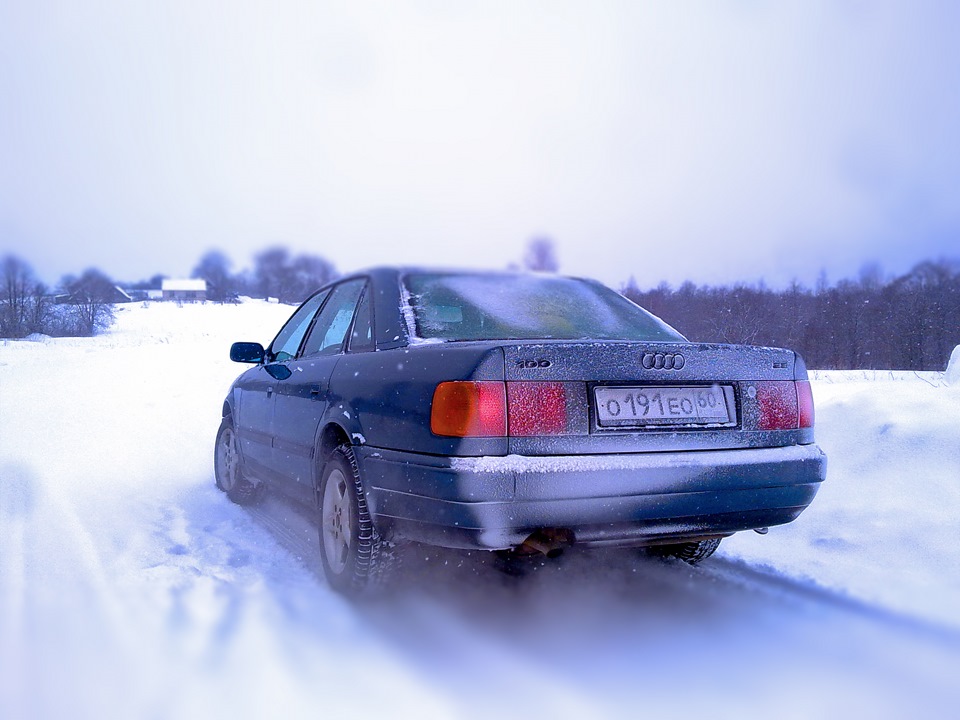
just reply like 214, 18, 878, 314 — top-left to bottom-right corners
649, 538, 721, 566
214, 418, 258, 505
317, 445, 396, 596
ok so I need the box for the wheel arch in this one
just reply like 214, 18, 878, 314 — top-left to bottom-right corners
317, 421, 352, 462
312, 421, 358, 513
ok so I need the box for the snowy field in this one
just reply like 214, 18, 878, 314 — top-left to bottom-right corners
2, 301, 959, 719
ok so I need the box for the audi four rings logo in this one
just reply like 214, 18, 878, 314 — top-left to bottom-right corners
642, 352, 685, 370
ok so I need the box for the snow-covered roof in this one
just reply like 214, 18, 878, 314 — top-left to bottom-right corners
162, 279, 207, 292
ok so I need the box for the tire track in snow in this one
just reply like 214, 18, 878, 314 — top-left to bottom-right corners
703, 555, 960, 645
241, 492, 608, 716
242, 487, 960, 719
0, 467, 159, 718
0, 464, 33, 718
244, 484, 960, 645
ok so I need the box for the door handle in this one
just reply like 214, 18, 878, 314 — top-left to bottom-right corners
310, 385, 322, 398
266, 387, 274, 397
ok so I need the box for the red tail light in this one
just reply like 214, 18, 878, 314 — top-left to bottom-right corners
507, 382, 567, 436
755, 380, 815, 430
797, 380, 815, 428
431, 381, 577, 437
431, 381, 506, 437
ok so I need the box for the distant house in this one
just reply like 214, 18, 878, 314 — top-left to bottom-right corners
162, 279, 207, 302
124, 288, 165, 302
55, 286, 134, 305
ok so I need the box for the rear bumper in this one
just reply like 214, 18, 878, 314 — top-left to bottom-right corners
359, 444, 826, 550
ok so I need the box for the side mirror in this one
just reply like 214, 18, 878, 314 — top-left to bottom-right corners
230, 342, 265, 364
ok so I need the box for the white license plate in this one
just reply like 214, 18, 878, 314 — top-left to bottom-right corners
594, 385, 734, 427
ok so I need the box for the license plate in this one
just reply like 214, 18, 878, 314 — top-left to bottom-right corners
594, 385, 734, 427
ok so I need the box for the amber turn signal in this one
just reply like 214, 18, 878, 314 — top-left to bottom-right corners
431, 381, 507, 437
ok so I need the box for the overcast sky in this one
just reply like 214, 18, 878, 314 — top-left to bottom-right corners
2, 1, 959, 290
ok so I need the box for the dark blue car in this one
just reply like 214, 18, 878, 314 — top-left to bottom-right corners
215, 268, 826, 595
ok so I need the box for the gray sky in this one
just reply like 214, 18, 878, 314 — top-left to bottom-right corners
2, 1, 959, 290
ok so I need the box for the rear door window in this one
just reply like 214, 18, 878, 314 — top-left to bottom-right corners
347, 286, 375, 352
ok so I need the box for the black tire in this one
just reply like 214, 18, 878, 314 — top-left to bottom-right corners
649, 538, 722, 566
214, 418, 259, 505
317, 445, 396, 597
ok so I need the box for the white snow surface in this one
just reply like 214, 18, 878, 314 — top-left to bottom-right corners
725, 368, 960, 628
1, 301, 959, 719
947, 344, 960, 385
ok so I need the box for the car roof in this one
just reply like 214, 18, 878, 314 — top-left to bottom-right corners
338, 266, 594, 285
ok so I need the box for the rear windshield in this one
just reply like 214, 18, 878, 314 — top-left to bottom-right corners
403, 273, 685, 342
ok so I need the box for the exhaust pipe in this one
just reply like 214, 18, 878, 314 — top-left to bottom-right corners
519, 529, 574, 559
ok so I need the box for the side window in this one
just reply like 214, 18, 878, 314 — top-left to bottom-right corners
348, 286, 375, 352
301, 280, 365, 357
268, 290, 329, 362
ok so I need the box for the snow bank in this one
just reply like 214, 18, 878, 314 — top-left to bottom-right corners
723, 369, 960, 629
947, 345, 960, 385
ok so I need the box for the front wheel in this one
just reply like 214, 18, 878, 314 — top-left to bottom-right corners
317, 445, 396, 597
214, 418, 258, 505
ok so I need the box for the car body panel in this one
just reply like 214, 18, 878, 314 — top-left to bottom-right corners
233, 365, 278, 470
271, 354, 341, 491
356, 443, 825, 550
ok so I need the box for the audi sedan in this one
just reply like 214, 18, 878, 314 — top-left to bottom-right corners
215, 268, 826, 595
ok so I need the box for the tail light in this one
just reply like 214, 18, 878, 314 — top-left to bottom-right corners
507, 382, 567, 436
431, 382, 506, 437
755, 380, 814, 430
432, 381, 577, 437
797, 380, 815, 428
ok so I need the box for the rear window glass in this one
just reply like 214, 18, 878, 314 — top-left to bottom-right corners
403, 273, 684, 342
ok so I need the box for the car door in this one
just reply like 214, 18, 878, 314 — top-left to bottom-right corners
236, 290, 329, 481
271, 279, 367, 502
233, 363, 278, 477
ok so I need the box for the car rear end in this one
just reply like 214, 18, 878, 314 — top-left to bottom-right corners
360, 271, 826, 552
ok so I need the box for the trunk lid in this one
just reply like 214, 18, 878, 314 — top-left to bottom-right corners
500, 341, 810, 455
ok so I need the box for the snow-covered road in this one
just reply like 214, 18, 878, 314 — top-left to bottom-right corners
251, 487, 960, 719
2, 301, 959, 719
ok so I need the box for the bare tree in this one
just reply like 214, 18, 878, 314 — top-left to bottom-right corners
288, 253, 337, 302
523, 237, 559, 273
62, 268, 117, 336
621, 258, 960, 371
252, 246, 337, 303
1, 255, 50, 338
253, 246, 293, 301
192, 249, 235, 302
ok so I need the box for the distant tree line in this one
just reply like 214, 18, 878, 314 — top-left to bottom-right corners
0, 246, 338, 339
623, 259, 960, 371
193, 246, 336, 304
5, 238, 959, 371
1, 257, 116, 338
